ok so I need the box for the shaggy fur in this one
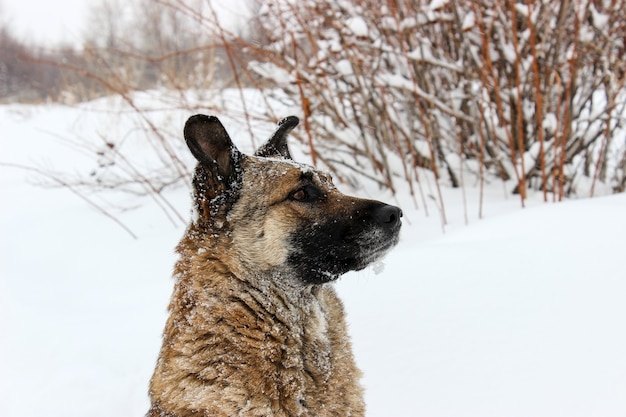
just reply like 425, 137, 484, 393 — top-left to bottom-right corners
148, 115, 401, 417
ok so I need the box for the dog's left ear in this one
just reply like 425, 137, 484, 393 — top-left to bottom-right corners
184, 115, 244, 224
184, 114, 242, 180
255, 116, 299, 160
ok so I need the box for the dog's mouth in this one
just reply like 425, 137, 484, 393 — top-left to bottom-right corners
290, 224, 401, 284
286, 200, 401, 285
344, 233, 400, 270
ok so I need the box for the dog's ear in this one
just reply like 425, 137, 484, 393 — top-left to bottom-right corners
255, 116, 299, 160
184, 115, 243, 225
184, 114, 242, 179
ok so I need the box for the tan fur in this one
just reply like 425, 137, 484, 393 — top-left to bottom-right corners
149, 159, 364, 417
148, 115, 401, 417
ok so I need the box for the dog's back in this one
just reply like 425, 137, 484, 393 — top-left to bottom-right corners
148, 115, 401, 417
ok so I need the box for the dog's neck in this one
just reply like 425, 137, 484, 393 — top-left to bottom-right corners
162, 232, 336, 388
173, 229, 330, 326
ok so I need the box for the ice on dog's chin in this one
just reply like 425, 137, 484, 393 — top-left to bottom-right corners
372, 261, 385, 275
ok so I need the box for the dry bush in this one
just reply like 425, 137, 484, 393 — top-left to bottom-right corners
19, 0, 276, 228
17, 0, 624, 233
238, 0, 626, 211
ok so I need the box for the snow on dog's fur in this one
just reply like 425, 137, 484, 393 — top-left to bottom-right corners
148, 115, 402, 417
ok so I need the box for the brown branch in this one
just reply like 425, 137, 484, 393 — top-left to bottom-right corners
1, 162, 138, 239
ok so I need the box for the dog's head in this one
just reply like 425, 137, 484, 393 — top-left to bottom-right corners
184, 115, 401, 284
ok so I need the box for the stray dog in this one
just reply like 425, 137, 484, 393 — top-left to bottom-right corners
148, 115, 402, 417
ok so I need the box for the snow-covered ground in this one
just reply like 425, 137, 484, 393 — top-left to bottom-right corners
1, 102, 625, 417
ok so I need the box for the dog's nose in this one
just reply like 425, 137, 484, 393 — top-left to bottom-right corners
373, 204, 402, 230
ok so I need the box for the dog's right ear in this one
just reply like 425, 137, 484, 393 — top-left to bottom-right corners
255, 116, 299, 159
184, 114, 242, 180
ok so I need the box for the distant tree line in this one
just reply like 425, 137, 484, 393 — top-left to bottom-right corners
0, 0, 251, 103
0, 26, 67, 102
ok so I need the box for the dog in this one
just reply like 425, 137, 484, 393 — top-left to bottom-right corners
148, 115, 402, 417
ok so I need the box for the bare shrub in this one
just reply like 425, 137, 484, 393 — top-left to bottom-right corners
14, 0, 624, 234
238, 0, 626, 210
19, 0, 289, 229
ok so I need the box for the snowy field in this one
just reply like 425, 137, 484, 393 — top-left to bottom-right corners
1, 101, 625, 417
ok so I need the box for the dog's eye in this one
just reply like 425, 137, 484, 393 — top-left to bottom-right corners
289, 185, 323, 203
291, 189, 308, 201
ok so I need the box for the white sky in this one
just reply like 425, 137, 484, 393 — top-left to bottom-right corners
2, 0, 88, 46
2, 0, 251, 47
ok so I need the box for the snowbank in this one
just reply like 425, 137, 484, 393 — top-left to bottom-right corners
1, 103, 625, 417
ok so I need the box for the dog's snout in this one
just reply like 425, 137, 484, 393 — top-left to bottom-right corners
373, 204, 402, 229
